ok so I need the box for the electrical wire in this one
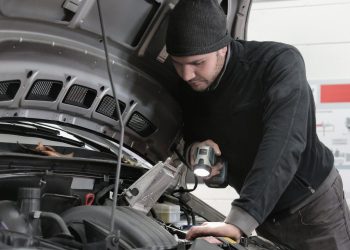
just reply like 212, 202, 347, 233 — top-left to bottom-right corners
97, 0, 196, 234
96, 0, 125, 235
172, 148, 198, 193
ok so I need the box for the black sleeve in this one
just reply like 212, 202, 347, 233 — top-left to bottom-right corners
232, 47, 310, 224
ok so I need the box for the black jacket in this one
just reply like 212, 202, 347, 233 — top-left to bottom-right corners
179, 40, 334, 233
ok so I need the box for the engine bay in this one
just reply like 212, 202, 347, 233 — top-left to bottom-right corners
0, 153, 284, 250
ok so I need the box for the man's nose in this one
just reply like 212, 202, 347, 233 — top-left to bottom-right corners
181, 65, 195, 82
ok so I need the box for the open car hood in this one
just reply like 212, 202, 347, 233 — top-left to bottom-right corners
0, 0, 183, 163
0, 0, 251, 163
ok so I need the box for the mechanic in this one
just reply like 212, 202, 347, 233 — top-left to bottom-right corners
165, 0, 350, 249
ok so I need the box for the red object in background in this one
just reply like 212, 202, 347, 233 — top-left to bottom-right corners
320, 84, 350, 103
85, 193, 95, 206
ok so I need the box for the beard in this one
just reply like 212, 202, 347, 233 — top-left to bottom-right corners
194, 51, 226, 91
212, 51, 226, 82
187, 50, 227, 92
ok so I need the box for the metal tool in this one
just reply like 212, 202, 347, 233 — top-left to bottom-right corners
125, 158, 183, 213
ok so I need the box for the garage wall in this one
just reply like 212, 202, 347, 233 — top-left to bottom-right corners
247, 0, 350, 81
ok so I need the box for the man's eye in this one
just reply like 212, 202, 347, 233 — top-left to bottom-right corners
193, 61, 204, 66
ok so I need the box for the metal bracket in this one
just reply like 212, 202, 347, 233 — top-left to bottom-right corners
125, 158, 182, 213
63, 0, 82, 13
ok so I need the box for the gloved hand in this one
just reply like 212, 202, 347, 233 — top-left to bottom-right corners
187, 139, 223, 179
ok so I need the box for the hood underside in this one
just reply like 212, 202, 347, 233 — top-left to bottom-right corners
0, 0, 183, 163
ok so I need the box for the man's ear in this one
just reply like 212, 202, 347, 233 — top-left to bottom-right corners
218, 46, 228, 57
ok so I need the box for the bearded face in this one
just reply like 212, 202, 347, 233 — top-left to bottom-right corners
171, 46, 228, 92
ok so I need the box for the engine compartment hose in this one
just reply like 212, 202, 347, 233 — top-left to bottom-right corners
32, 211, 72, 237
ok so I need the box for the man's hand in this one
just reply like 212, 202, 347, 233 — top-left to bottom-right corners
186, 222, 242, 241
203, 161, 224, 180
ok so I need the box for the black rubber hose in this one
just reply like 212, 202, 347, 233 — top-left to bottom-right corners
32, 211, 72, 237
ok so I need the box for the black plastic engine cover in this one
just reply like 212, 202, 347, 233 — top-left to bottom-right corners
61, 206, 177, 250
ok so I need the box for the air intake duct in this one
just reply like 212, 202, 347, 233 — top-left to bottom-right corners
63, 84, 97, 108
96, 95, 126, 120
26, 79, 63, 101
0, 80, 20, 101
127, 112, 157, 137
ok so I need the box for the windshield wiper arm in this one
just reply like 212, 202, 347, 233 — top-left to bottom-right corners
0, 122, 85, 147
24, 122, 118, 156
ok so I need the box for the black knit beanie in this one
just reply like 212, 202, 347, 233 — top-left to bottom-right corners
166, 0, 232, 56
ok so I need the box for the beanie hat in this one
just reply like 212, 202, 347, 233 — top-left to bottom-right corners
166, 0, 232, 56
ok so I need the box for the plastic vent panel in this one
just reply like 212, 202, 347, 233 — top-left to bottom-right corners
63, 84, 97, 109
127, 111, 157, 137
26, 79, 63, 101
96, 95, 126, 121
0, 80, 21, 101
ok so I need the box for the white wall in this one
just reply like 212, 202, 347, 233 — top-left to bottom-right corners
248, 0, 350, 81
193, 0, 350, 215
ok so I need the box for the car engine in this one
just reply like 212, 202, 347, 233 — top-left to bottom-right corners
0, 154, 286, 250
